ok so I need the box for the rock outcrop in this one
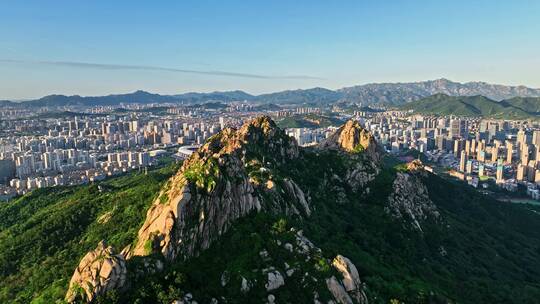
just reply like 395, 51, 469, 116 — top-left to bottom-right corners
133, 116, 309, 261
386, 171, 440, 231
319, 119, 381, 192
319, 120, 381, 161
325, 254, 369, 304
264, 268, 285, 291
406, 159, 425, 172
332, 255, 369, 304
65, 241, 127, 303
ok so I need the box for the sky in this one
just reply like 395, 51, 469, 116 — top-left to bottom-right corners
0, 0, 539, 99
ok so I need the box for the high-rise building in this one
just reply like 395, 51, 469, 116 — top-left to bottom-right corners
0, 159, 16, 184
496, 164, 504, 182
517, 164, 526, 181
464, 140, 471, 156
454, 139, 465, 156
521, 143, 530, 164
528, 160, 537, 181
470, 139, 477, 156
477, 150, 486, 162
506, 142, 513, 164
137, 152, 150, 166
535, 170, 540, 183
478, 164, 485, 177
491, 147, 499, 163
533, 130, 540, 147
466, 160, 473, 174
450, 119, 467, 139
459, 150, 467, 172
517, 129, 527, 149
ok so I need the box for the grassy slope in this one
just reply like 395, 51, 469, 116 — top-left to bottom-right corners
0, 162, 178, 303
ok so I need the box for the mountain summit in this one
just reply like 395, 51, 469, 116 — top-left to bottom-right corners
131, 116, 308, 262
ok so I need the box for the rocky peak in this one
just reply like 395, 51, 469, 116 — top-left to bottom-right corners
65, 241, 127, 303
192, 115, 298, 164
131, 116, 308, 261
406, 159, 425, 171
319, 120, 380, 160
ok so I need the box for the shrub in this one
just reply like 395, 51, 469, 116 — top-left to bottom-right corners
184, 158, 220, 193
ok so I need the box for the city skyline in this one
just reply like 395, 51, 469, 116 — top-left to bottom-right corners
1, 1, 540, 99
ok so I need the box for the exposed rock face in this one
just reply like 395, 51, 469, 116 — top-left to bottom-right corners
133, 116, 309, 261
318, 119, 381, 193
241, 277, 252, 293
326, 276, 354, 304
332, 255, 368, 304
264, 268, 285, 291
319, 120, 380, 161
65, 241, 127, 303
345, 160, 380, 192
282, 178, 311, 216
406, 159, 426, 172
386, 172, 440, 231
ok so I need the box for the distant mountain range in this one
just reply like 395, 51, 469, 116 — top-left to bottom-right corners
337, 78, 540, 105
401, 94, 540, 119
2, 78, 540, 108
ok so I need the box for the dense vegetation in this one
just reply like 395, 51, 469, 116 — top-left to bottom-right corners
0, 161, 179, 303
286, 150, 540, 303
101, 149, 540, 303
276, 113, 345, 129
401, 93, 540, 119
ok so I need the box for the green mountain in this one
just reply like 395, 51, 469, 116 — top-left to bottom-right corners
401, 93, 540, 118
0, 162, 179, 303
2, 117, 540, 304
276, 113, 345, 129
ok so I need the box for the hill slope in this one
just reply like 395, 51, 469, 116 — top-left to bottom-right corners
276, 113, 345, 129
0, 163, 178, 303
401, 93, 540, 118
255, 87, 343, 105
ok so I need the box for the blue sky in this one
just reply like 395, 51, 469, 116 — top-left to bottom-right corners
0, 1, 539, 99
